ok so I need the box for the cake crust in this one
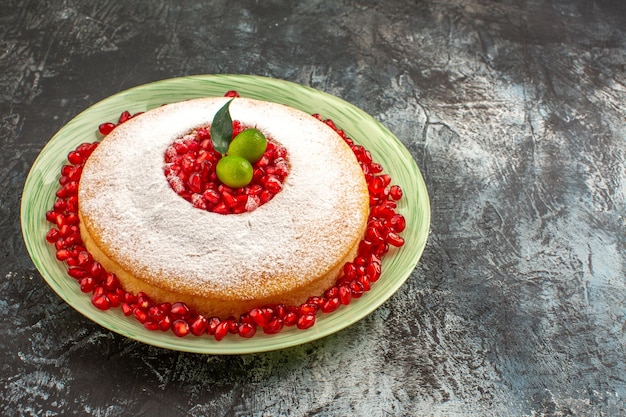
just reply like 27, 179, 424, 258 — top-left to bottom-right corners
78, 97, 369, 317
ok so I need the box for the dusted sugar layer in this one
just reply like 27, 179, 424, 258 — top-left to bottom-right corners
78, 97, 370, 317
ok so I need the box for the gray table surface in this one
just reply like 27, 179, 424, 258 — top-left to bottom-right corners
2, 1, 625, 416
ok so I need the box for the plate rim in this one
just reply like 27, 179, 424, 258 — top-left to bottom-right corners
21, 74, 430, 354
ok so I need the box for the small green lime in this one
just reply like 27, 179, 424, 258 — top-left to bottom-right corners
216, 155, 253, 188
228, 128, 267, 163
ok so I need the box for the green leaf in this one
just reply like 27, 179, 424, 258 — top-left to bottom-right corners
210, 99, 234, 154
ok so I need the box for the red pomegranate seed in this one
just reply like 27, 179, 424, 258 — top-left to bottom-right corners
89, 262, 105, 280
339, 286, 352, 305
214, 321, 230, 341
224, 90, 240, 98
207, 317, 221, 335
98, 122, 116, 135
159, 316, 172, 331
283, 311, 298, 326
357, 275, 371, 291
103, 273, 119, 291
55, 249, 71, 261
118, 111, 132, 124
144, 321, 160, 331
133, 308, 149, 323
124, 292, 138, 304
238, 322, 257, 338
107, 291, 122, 307
121, 303, 133, 316
148, 305, 167, 321
343, 262, 357, 279
172, 319, 190, 337
297, 313, 316, 330
386, 232, 405, 247
389, 185, 403, 200
299, 303, 318, 315
324, 286, 339, 299
321, 297, 340, 313
170, 302, 190, 318
92, 294, 111, 310
67, 151, 83, 165
263, 317, 283, 334
366, 262, 382, 282
68, 267, 86, 280
350, 280, 364, 298
306, 296, 324, 308
388, 214, 406, 233
46, 228, 60, 243
78, 276, 94, 292
190, 315, 208, 336
136, 292, 151, 309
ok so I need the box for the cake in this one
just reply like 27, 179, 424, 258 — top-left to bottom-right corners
77, 97, 370, 319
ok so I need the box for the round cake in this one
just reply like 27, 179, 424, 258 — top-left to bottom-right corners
77, 97, 370, 318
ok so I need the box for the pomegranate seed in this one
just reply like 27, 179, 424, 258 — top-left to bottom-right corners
366, 262, 382, 282
67, 151, 83, 165
133, 308, 149, 323
306, 296, 324, 308
350, 280, 365, 298
107, 291, 122, 307
299, 303, 318, 315
170, 302, 190, 318
92, 294, 110, 310
172, 319, 190, 337
124, 292, 138, 304
118, 111, 132, 124
321, 297, 340, 313
238, 322, 256, 338
136, 293, 151, 308
55, 249, 70, 261
203, 188, 220, 204
343, 262, 357, 279
121, 303, 133, 316
249, 307, 274, 327
46, 228, 60, 243
68, 267, 86, 280
214, 321, 230, 341
89, 262, 105, 280
159, 316, 172, 331
148, 305, 167, 321
207, 317, 221, 335
103, 273, 119, 291
389, 214, 406, 233
389, 185, 403, 200
357, 275, 371, 291
297, 313, 316, 330
98, 122, 116, 135
283, 311, 298, 326
339, 286, 352, 305
78, 276, 94, 292
144, 321, 160, 331
386, 232, 405, 247
324, 286, 339, 299
190, 315, 208, 336
263, 317, 283, 334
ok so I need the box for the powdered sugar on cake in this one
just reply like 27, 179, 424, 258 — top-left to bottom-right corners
78, 98, 369, 300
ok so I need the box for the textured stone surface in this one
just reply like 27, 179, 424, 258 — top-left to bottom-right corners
1, 0, 625, 416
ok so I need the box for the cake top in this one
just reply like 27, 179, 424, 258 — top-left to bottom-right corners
78, 97, 369, 300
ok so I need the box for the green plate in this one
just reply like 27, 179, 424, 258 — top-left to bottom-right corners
21, 75, 430, 354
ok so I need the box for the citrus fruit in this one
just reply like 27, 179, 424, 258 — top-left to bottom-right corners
216, 155, 253, 188
228, 128, 267, 163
